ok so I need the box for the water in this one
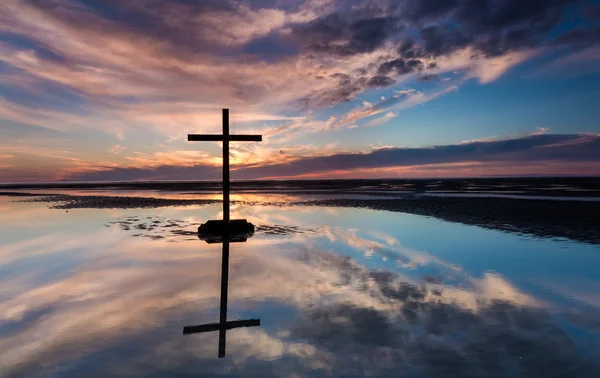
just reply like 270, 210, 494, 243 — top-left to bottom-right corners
1, 192, 600, 377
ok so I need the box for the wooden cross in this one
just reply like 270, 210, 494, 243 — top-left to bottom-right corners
184, 109, 262, 358
187, 108, 262, 227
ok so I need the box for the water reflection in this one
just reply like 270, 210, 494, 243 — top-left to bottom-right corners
184, 228, 260, 358
1, 197, 600, 377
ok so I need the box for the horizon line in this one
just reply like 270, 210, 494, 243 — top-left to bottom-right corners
1, 174, 599, 187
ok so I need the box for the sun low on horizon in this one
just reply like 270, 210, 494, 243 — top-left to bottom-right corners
1, 0, 600, 183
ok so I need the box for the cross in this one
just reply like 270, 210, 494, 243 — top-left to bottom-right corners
187, 108, 262, 227
184, 109, 262, 358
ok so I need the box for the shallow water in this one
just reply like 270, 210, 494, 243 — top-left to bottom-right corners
1, 193, 600, 377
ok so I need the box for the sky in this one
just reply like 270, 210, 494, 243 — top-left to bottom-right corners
1, 0, 600, 182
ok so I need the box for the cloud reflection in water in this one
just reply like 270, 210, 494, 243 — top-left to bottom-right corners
0, 199, 599, 377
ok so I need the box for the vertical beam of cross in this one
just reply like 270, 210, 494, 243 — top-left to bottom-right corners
222, 109, 230, 227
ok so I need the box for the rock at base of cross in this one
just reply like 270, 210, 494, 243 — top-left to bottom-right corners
198, 219, 255, 243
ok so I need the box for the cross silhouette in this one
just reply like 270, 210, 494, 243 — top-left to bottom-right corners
182, 235, 260, 358
188, 108, 261, 227
184, 109, 262, 358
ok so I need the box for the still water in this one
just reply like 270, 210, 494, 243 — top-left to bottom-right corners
1, 194, 600, 377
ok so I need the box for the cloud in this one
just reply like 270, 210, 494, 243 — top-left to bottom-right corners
553, 26, 600, 46
418, 74, 439, 82
0, 0, 597, 182
534, 45, 600, 76
378, 58, 425, 76
0, 0, 382, 115
296, 0, 593, 86
1, 0, 590, 119
166, 135, 181, 144
365, 75, 396, 88
330, 85, 457, 129
297, 11, 400, 55
362, 111, 397, 128
61, 132, 600, 181
243, 132, 600, 179
468, 49, 538, 83
108, 144, 125, 155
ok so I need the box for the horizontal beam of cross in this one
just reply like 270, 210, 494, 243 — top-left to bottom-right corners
188, 135, 262, 142
183, 319, 260, 334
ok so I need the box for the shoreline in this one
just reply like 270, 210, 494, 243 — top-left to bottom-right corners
10, 192, 600, 246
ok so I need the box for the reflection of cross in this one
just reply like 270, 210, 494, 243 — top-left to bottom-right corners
188, 108, 262, 226
184, 109, 261, 358
183, 235, 260, 358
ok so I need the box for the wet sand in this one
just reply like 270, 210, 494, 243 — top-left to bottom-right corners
21, 194, 220, 209
300, 197, 600, 245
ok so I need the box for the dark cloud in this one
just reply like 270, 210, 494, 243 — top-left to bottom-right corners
286, 0, 595, 102
582, 2, 600, 20
298, 74, 371, 107
418, 74, 439, 82
293, 303, 397, 350
346, 17, 399, 54
553, 26, 600, 46
366, 75, 396, 88
397, 37, 427, 59
66, 133, 600, 181
459, 0, 572, 30
295, 12, 401, 56
476, 27, 540, 56
407, 0, 586, 57
405, 0, 462, 22
419, 25, 470, 56
243, 32, 300, 61
297, 0, 591, 67
234, 133, 600, 178
289, 263, 600, 377
329, 73, 353, 85
378, 58, 424, 75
